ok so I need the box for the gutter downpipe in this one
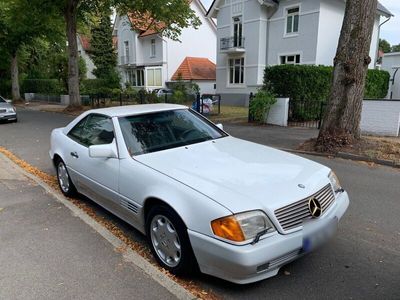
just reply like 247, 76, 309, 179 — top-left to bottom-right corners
375, 16, 391, 68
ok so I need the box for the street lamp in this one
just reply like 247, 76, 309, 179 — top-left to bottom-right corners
390, 66, 400, 99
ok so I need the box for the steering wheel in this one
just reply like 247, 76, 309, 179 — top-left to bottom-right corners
181, 129, 197, 140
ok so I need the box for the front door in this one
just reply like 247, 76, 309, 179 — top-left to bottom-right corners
66, 114, 120, 213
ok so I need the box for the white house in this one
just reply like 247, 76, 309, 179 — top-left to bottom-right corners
113, 0, 217, 93
77, 35, 96, 79
381, 52, 400, 99
207, 0, 393, 106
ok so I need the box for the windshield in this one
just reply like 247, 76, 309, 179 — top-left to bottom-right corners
0, 97, 6, 103
118, 109, 227, 155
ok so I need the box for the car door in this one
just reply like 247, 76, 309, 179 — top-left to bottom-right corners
66, 114, 120, 213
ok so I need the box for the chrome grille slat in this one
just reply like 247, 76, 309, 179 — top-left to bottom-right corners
275, 200, 308, 217
280, 210, 311, 226
274, 184, 336, 231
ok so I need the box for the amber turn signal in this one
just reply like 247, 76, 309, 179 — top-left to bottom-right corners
211, 216, 245, 242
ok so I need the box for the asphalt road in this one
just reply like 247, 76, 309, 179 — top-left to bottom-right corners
1, 108, 399, 299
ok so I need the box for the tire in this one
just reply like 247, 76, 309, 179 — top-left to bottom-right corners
146, 205, 198, 275
55, 158, 77, 197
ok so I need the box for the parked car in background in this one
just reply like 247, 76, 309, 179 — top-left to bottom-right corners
49, 104, 349, 284
0, 96, 17, 122
154, 88, 173, 98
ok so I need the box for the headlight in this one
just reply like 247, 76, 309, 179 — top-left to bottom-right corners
329, 171, 342, 193
6, 107, 15, 113
211, 210, 275, 243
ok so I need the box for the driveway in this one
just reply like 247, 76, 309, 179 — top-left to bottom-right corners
1, 108, 399, 299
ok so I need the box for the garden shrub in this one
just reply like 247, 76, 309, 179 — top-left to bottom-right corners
21, 79, 62, 94
249, 89, 277, 123
264, 65, 390, 101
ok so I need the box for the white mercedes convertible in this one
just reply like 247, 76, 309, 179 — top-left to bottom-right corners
49, 104, 349, 284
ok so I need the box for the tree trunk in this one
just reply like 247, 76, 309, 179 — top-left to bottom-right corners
317, 0, 377, 150
65, 0, 81, 107
11, 53, 21, 101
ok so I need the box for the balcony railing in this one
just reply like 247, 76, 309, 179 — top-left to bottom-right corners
119, 55, 131, 65
220, 37, 245, 51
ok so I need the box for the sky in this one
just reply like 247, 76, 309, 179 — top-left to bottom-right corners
379, 0, 400, 46
200, 0, 400, 46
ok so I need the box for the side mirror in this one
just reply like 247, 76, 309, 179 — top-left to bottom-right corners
216, 123, 224, 130
5, 99, 12, 104
89, 143, 117, 159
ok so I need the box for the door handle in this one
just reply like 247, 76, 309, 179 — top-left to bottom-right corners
70, 151, 79, 158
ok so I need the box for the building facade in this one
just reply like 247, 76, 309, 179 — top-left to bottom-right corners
207, 0, 392, 106
381, 52, 400, 100
113, 0, 217, 93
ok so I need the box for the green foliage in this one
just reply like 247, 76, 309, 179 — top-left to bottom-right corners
90, 9, 119, 87
21, 79, 62, 94
0, 80, 12, 98
171, 90, 185, 104
392, 44, 400, 52
189, 82, 200, 95
264, 65, 390, 101
249, 89, 277, 123
379, 39, 391, 53
81, 79, 112, 95
264, 65, 332, 102
365, 69, 391, 98
117, 0, 201, 42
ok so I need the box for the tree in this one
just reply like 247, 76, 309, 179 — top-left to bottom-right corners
90, 7, 119, 88
0, 0, 61, 101
316, 0, 378, 150
55, 0, 201, 108
379, 38, 391, 53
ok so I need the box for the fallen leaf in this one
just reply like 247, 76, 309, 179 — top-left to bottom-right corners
284, 270, 291, 276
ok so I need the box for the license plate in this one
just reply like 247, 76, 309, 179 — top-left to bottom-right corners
302, 217, 338, 252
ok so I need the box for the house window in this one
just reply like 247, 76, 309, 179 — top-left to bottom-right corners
126, 69, 145, 86
280, 54, 301, 65
233, 16, 243, 47
147, 68, 162, 87
136, 69, 144, 86
124, 41, 130, 61
286, 7, 299, 34
150, 39, 156, 57
228, 57, 244, 85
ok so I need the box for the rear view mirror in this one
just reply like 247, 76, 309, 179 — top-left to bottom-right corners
89, 142, 117, 159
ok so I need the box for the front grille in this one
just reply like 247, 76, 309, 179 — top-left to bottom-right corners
275, 184, 335, 231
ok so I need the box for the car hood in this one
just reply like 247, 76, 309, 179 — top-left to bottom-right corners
134, 136, 331, 214
0, 103, 12, 109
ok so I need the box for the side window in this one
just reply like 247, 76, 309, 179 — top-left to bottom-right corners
67, 116, 89, 143
68, 114, 114, 147
80, 115, 115, 146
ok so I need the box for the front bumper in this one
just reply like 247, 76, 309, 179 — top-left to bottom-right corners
0, 113, 17, 121
188, 191, 349, 284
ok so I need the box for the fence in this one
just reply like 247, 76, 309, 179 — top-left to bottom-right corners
88, 92, 221, 116
288, 100, 326, 129
26, 93, 62, 104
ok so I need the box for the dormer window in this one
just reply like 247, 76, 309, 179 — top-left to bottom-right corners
286, 7, 299, 35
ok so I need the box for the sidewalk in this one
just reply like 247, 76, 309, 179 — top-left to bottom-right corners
0, 153, 180, 300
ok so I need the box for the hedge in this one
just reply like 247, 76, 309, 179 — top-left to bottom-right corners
263, 65, 390, 101
80, 78, 120, 95
21, 79, 62, 94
